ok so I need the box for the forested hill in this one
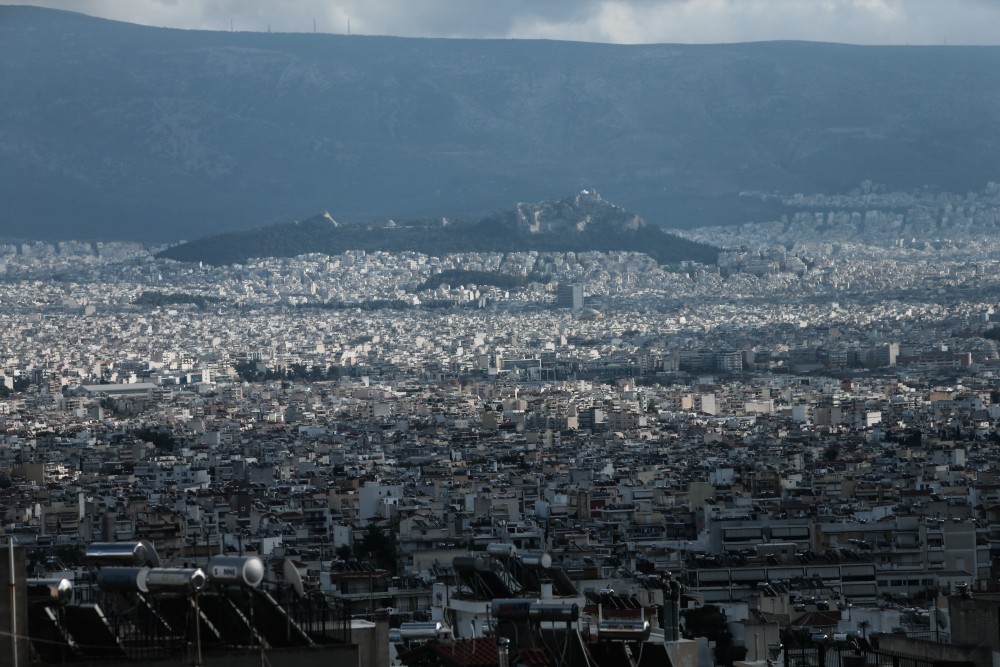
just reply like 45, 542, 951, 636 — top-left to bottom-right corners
157, 193, 718, 265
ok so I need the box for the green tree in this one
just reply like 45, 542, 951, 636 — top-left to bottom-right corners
234, 361, 262, 382
134, 427, 176, 452
683, 605, 746, 666
356, 524, 398, 573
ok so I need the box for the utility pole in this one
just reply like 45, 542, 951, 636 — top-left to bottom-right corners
933, 587, 939, 642
9, 537, 18, 667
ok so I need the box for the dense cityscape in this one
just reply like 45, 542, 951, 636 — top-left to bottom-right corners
9, 0, 1000, 664
3, 184, 1000, 666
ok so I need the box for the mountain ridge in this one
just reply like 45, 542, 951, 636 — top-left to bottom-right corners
4, 6, 1000, 241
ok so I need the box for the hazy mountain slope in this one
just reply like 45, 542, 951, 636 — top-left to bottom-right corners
3, 6, 1000, 241
157, 192, 719, 266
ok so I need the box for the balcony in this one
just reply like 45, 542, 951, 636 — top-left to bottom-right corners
892, 540, 922, 552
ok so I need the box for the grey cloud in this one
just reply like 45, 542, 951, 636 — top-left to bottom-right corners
5, 0, 1000, 44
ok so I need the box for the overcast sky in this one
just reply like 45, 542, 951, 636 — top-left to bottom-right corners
5, 0, 1000, 45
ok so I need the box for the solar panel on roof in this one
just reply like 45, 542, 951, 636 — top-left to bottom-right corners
63, 604, 126, 659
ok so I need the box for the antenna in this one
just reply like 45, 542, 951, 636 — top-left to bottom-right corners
348, 19, 351, 36
283, 558, 305, 599
230, 18, 233, 32
313, 18, 317, 33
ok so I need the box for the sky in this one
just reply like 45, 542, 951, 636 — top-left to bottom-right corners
3, 0, 999, 45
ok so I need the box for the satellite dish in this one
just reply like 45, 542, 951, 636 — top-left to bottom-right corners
283, 559, 305, 599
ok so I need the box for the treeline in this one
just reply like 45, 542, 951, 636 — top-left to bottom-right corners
0, 376, 30, 397
414, 269, 547, 292
234, 361, 347, 383
133, 427, 176, 452
157, 202, 719, 267
134, 291, 221, 309
160, 218, 493, 265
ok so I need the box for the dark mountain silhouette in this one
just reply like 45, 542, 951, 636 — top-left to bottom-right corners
156, 191, 718, 265
4, 6, 1000, 241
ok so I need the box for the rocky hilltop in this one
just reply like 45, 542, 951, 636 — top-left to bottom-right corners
501, 191, 644, 235
157, 192, 718, 265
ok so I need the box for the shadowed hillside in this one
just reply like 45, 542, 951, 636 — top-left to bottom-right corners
3, 6, 1000, 241
157, 192, 719, 265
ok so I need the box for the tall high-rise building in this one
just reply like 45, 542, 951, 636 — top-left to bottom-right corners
873, 342, 899, 367
716, 349, 743, 374
556, 283, 583, 310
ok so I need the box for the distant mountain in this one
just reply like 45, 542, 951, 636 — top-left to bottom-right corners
156, 192, 718, 265
5, 6, 1000, 241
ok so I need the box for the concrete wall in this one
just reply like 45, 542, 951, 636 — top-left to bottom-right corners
352, 614, 390, 667
665, 638, 700, 667
878, 635, 988, 667
950, 595, 1000, 652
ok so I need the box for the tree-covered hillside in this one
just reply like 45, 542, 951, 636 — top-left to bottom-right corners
157, 193, 719, 265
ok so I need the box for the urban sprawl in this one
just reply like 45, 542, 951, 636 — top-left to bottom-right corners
8, 185, 1000, 664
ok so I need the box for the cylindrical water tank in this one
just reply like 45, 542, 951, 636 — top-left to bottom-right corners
138, 540, 161, 567
398, 621, 443, 639
97, 567, 150, 593
85, 542, 150, 566
529, 603, 579, 622
491, 598, 536, 619
519, 552, 552, 569
487, 543, 516, 557
452, 556, 487, 571
207, 556, 264, 588
598, 620, 651, 641
146, 568, 207, 593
